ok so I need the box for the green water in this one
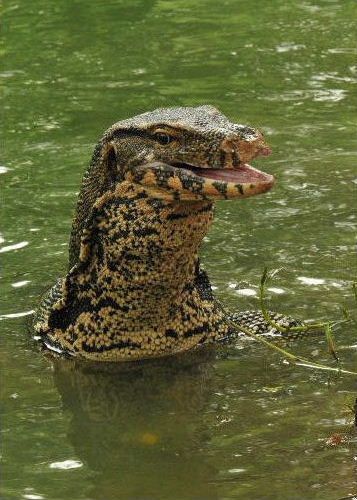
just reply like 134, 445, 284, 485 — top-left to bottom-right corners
1, 1, 357, 499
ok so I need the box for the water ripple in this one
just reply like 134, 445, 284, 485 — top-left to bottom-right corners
0, 241, 29, 253
0, 310, 34, 320
49, 459, 83, 470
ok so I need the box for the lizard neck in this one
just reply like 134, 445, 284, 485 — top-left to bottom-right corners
86, 182, 214, 316
45, 182, 229, 361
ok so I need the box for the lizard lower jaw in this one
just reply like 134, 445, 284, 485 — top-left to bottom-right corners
128, 161, 275, 200
173, 161, 275, 199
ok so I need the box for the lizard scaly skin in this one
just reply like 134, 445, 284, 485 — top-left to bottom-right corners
34, 106, 300, 361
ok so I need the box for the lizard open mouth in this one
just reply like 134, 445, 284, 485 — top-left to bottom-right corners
175, 162, 274, 185
127, 139, 274, 200
129, 160, 275, 200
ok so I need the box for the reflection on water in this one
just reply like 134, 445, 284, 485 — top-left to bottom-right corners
48, 348, 357, 500
52, 352, 219, 500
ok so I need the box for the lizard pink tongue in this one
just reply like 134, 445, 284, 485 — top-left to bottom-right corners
193, 163, 274, 184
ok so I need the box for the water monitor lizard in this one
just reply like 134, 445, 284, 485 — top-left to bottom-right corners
34, 105, 301, 362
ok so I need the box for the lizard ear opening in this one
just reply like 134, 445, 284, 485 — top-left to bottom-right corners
103, 143, 118, 183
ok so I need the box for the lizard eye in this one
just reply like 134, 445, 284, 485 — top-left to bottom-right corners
154, 132, 174, 145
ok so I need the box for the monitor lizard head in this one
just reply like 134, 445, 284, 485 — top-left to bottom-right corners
97, 104, 274, 202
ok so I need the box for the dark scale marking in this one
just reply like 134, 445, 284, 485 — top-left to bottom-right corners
122, 251, 144, 261
173, 191, 181, 201
95, 297, 129, 313
235, 183, 244, 195
107, 260, 119, 272
212, 181, 228, 198
82, 339, 142, 353
165, 329, 178, 339
167, 212, 190, 221
183, 325, 208, 338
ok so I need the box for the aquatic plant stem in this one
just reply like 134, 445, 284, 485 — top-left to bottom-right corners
259, 268, 329, 334
222, 311, 357, 376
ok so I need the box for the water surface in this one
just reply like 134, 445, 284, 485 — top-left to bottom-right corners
1, 1, 357, 499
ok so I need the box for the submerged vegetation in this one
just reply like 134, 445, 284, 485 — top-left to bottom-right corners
221, 268, 357, 377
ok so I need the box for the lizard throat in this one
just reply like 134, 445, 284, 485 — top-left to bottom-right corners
42, 184, 229, 361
